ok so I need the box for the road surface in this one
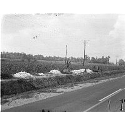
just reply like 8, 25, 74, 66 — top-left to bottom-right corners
2, 76, 125, 112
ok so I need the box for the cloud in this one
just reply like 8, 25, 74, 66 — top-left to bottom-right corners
0, 14, 3, 51
109, 15, 125, 40
109, 15, 125, 59
2, 14, 122, 61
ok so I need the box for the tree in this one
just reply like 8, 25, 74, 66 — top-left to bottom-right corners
118, 59, 125, 66
91, 57, 96, 63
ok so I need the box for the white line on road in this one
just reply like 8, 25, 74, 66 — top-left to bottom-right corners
84, 100, 104, 112
84, 88, 124, 112
99, 89, 122, 102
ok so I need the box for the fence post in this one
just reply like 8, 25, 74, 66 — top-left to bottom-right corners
120, 99, 124, 111
108, 100, 111, 112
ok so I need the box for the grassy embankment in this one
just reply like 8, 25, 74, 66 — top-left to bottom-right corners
1, 59, 125, 97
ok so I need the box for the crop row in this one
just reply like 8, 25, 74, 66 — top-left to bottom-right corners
1, 60, 125, 76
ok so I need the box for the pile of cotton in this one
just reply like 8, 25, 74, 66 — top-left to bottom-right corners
79, 69, 85, 72
71, 69, 85, 74
13, 71, 33, 79
86, 69, 93, 74
49, 70, 62, 75
37, 73, 44, 76
71, 69, 93, 74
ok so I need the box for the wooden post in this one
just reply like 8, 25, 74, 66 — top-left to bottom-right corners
83, 40, 86, 66
65, 45, 67, 65
108, 100, 111, 112
120, 99, 124, 111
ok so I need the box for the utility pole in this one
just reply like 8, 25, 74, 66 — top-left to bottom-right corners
116, 58, 118, 65
116, 55, 119, 65
65, 45, 67, 65
66, 45, 67, 59
64, 45, 71, 72
83, 40, 89, 66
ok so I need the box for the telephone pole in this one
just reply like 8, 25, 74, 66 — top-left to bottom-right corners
83, 40, 89, 66
65, 45, 67, 65
116, 55, 119, 65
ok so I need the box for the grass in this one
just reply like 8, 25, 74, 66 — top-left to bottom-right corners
1, 59, 124, 76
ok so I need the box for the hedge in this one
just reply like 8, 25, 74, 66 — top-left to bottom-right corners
1, 70, 125, 97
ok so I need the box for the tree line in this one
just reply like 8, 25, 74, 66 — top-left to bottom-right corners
1, 52, 125, 65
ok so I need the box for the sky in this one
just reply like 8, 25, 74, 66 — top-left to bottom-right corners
1, 13, 125, 63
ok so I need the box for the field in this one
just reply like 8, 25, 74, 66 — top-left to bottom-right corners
1, 59, 124, 77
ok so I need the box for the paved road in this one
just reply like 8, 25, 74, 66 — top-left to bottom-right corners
2, 76, 125, 112
86, 88, 125, 112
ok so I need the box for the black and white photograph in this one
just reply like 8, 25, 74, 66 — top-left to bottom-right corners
1, 13, 125, 112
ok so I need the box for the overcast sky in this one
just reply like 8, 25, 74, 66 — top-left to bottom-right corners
1, 14, 125, 62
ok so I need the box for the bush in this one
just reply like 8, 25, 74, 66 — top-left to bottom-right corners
1, 70, 125, 97
1, 73, 13, 79
102, 70, 125, 77
1, 79, 36, 97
